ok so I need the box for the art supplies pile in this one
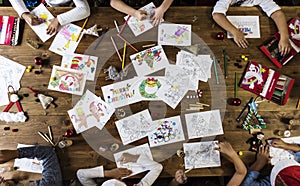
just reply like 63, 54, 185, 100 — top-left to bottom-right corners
68, 90, 115, 133
226, 16, 260, 38
240, 61, 295, 105
260, 18, 300, 68
0, 15, 20, 46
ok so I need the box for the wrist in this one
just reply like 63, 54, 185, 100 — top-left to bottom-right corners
104, 170, 111, 178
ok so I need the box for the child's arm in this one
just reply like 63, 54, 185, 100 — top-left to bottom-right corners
271, 138, 300, 152
151, 0, 174, 26
110, 0, 147, 21
270, 10, 291, 56
213, 13, 248, 48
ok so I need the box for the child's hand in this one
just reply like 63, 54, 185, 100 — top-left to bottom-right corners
256, 145, 269, 163
215, 141, 236, 157
151, 6, 165, 26
271, 138, 288, 149
21, 12, 41, 26
133, 10, 147, 21
233, 30, 248, 48
174, 169, 187, 184
278, 38, 291, 56
46, 17, 60, 35
104, 168, 132, 179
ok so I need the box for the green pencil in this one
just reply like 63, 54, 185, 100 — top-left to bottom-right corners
223, 50, 227, 78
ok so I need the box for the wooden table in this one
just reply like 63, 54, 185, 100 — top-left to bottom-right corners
0, 6, 299, 180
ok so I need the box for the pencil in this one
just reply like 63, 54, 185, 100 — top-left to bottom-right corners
297, 97, 300, 109
117, 34, 138, 52
223, 50, 227, 78
185, 167, 193, 174
111, 36, 122, 62
38, 131, 49, 143
142, 43, 156, 48
119, 16, 131, 34
76, 17, 89, 42
48, 125, 53, 141
122, 42, 127, 69
93, 28, 108, 50
114, 20, 120, 33
213, 56, 219, 84
235, 72, 238, 98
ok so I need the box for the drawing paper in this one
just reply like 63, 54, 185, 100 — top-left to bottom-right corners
148, 115, 185, 147
115, 109, 154, 145
131, 76, 166, 101
61, 53, 98, 81
125, 2, 156, 36
158, 23, 191, 46
68, 90, 115, 133
49, 23, 83, 56
130, 45, 169, 76
183, 141, 220, 169
30, 4, 55, 42
114, 143, 153, 178
185, 110, 223, 139
227, 16, 260, 38
101, 77, 141, 108
48, 65, 87, 95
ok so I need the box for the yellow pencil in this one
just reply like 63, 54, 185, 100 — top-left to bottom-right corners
76, 17, 89, 42
122, 42, 127, 69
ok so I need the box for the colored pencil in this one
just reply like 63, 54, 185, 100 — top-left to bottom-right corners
142, 43, 156, 48
117, 34, 138, 52
48, 125, 53, 141
119, 15, 131, 34
185, 168, 193, 174
114, 20, 120, 33
76, 17, 89, 42
93, 28, 108, 50
235, 72, 238, 98
111, 36, 122, 62
223, 50, 227, 78
236, 97, 253, 122
297, 97, 300, 109
122, 42, 127, 69
213, 56, 219, 84
38, 131, 49, 143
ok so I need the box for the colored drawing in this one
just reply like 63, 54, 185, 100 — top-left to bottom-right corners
48, 65, 87, 95
158, 23, 191, 46
184, 141, 221, 169
184, 110, 224, 139
68, 90, 115, 133
125, 2, 156, 36
101, 77, 141, 108
115, 109, 154, 145
61, 53, 98, 81
148, 115, 185, 147
30, 4, 55, 42
130, 45, 169, 76
227, 16, 260, 38
49, 23, 82, 56
114, 144, 153, 178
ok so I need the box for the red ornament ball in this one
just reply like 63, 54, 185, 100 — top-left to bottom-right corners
216, 32, 225, 40
34, 57, 43, 66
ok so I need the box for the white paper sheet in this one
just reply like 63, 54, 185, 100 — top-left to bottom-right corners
227, 16, 260, 38
158, 23, 191, 46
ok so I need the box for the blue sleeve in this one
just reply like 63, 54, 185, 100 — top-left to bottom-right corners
241, 170, 271, 186
18, 146, 63, 186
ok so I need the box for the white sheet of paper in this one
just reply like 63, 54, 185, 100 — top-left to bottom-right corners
185, 110, 223, 139
269, 136, 300, 165
30, 4, 55, 42
158, 23, 191, 46
125, 2, 155, 36
101, 77, 141, 109
227, 16, 260, 38
114, 143, 153, 178
148, 115, 185, 147
115, 109, 154, 145
48, 65, 87, 95
61, 53, 98, 81
68, 90, 115, 133
49, 23, 83, 56
0, 55, 25, 106
184, 141, 220, 169
14, 144, 43, 174
131, 76, 166, 101
130, 45, 169, 76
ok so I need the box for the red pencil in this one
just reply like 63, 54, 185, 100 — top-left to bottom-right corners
118, 15, 131, 34
117, 34, 138, 52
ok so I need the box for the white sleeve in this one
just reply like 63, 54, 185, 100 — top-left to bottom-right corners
134, 155, 163, 186
257, 0, 281, 17
57, 0, 90, 26
8, 0, 30, 17
76, 166, 105, 186
212, 0, 232, 15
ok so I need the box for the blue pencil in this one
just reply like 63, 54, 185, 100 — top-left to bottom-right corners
213, 57, 219, 84
93, 28, 108, 50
